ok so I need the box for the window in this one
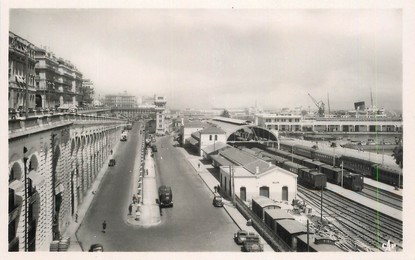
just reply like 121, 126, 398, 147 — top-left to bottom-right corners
209, 135, 212, 141
215, 135, 218, 141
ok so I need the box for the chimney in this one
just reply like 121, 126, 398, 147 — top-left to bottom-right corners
256, 166, 259, 174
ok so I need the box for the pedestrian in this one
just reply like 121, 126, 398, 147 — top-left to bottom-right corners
133, 194, 137, 204
75, 211, 78, 223
198, 162, 200, 169
102, 220, 107, 233
128, 204, 133, 215
110, 149, 113, 155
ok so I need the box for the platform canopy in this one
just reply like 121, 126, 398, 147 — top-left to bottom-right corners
207, 117, 278, 143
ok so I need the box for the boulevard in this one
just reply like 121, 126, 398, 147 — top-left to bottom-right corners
76, 122, 241, 251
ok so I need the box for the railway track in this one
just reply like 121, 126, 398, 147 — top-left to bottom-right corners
358, 184, 402, 210
297, 185, 402, 251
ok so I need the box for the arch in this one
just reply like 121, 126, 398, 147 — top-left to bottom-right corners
28, 154, 39, 172
282, 186, 288, 201
259, 186, 269, 198
70, 138, 76, 156
9, 162, 23, 181
226, 125, 278, 143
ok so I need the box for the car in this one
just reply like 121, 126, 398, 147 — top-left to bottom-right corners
108, 159, 116, 167
88, 244, 104, 252
212, 194, 224, 207
234, 230, 252, 245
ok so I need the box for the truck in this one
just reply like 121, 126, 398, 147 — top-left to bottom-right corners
158, 185, 173, 208
241, 234, 264, 252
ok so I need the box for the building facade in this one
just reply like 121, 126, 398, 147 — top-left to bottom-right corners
9, 31, 83, 111
8, 115, 125, 251
104, 93, 137, 108
8, 31, 37, 110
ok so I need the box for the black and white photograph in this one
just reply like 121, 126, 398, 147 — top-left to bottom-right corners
2, 0, 414, 259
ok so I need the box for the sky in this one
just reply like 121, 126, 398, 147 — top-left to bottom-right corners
9, 8, 402, 111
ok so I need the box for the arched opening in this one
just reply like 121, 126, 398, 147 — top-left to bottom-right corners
35, 94, 42, 108
282, 186, 288, 201
9, 162, 23, 252
240, 187, 246, 201
259, 186, 269, 198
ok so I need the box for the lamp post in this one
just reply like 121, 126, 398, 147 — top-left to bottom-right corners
291, 144, 295, 162
341, 161, 344, 188
23, 147, 28, 251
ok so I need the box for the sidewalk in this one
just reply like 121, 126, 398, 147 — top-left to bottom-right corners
126, 147, 161, 226
63, 138, 123, 251
176, 146, 274, 252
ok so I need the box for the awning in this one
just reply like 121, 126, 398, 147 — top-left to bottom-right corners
28, 171, 45, 187
186, 137, 199, 146
9, 180, 24, 192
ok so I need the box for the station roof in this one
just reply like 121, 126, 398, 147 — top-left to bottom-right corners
184, 120, 205, 128
211, 154, 236, 167
219, 146, 277, 175
264, 208, 295, 220
219, 147, 257, 165
277, 219, 308, 235
200, 126, 226, 135
201, 142, 230, 155
212, 116, 251, 125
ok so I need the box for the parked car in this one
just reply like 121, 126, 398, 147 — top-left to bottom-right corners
108, 159, 116, 167
88, 244, 104, 252
212, 194, 224, 207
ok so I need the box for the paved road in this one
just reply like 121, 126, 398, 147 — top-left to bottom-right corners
153, 136, 240, 251
76, 123, 240, 252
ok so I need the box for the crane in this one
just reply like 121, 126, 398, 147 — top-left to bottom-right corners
308, 93, 325, 117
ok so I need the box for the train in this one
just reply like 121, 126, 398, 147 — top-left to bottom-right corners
243, 146, 363, 191
239, 147, 326, 189
278, 142, 402, 188
252, 197, 343, 252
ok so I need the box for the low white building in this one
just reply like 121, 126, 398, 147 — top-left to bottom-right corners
217, 147, 297, 203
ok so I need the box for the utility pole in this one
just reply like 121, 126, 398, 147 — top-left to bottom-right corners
231, 165, 235, 204
320, 185, 323, 224
23, 147, 28, 251
341, 161, 344, 188
307, 219, 310, 252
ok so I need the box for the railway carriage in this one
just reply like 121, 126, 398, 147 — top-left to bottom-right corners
319, 164, 342, 185
301, 158, 325, 171
297, 168, 326, 189
314, 149, 340, 166
372, 163, 402, 188
340, 156, 373, 177
280, 160, 306, 175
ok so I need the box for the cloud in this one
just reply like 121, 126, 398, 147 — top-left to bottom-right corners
9, 9, 402, 111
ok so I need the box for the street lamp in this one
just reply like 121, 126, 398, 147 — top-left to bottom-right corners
330, 142, 337, 167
